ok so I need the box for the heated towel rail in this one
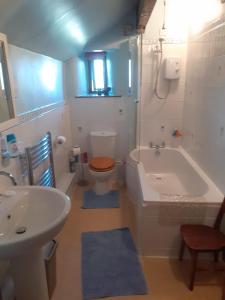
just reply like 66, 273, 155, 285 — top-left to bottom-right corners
25, 132, 56, 187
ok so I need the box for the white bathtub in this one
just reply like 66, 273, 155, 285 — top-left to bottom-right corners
126, 147, 223, 257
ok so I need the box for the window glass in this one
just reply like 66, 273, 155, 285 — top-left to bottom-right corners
85, 51, 110, 95
0, 62, 5, 91
93, 59, 104, 89
128, 58, 132, 89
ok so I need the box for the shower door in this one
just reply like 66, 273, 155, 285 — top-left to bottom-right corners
127, 36, 140, 153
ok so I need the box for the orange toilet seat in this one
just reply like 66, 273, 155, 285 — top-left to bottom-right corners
89, 157, 115, 172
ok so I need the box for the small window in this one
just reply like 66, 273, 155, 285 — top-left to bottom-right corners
128, 58, 132, 92
85, 51, 111, 95
0, 62, 5, 91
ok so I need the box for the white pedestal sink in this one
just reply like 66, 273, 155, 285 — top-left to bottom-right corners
0, 186, 71, 300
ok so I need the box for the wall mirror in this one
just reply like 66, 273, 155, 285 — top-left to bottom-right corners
0, 33, 16, 127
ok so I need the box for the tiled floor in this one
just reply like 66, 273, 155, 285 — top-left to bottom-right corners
52, 185, 223, 300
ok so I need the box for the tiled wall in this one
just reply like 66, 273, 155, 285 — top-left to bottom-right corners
70, 97, 130, 162
183, 18, 225, 195
64, 37, 138, 160
139, 0, 187, 147
0, 104, 72, 191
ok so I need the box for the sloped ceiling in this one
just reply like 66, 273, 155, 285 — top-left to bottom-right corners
0, 0, 138, 61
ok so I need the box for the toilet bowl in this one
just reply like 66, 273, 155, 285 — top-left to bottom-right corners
89, 131, 117, 195
89, 156, 115, 195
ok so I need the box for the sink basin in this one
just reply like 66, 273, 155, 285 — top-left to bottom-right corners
0, 186, 70, 258
0, 186, 71, 300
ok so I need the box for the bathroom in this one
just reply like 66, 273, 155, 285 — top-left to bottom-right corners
0, 0, 224, 299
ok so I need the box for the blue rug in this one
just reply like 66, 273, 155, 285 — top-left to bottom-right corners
83, 189, 119, 209
81, 228, 148, 300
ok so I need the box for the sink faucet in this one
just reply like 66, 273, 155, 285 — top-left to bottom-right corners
0, 171, 17, 186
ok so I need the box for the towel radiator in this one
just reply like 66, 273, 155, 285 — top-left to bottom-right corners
25, 132, 56, 187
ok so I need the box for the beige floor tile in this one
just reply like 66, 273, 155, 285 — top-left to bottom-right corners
52, 185, 223, 300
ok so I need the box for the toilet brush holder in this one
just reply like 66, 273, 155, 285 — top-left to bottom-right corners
77, 162, 89, 186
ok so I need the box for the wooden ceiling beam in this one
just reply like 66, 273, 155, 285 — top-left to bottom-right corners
137, 0, 157, 34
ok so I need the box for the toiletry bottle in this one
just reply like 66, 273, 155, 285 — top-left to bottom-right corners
69, 156, 76, 173
0, 136, 9, 159
6, 134, 19, 157
83, 152, 88, 163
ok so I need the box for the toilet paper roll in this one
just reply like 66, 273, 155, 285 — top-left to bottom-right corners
72, 147, 81, 156
55, 136, 66, 145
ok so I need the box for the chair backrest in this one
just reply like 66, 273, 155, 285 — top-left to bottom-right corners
214, 196, 225, 230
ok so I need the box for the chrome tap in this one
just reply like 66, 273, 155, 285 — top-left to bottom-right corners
150, 141, 166, 149
0, 171, 17, 186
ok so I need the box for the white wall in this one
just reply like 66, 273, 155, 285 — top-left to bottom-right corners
0, 44, 72, 191
0, 105, 72, 189
107, 42, 130, 96
64, 56, 87, 98
9, 45, 64, 114
65, 40, 131, 97
65, 40, 137, 157
139, 0, 187, 147
70, 97, 129, 162
183, 19, 225, 195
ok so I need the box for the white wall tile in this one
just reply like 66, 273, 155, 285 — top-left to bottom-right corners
139, 1, 187, 147
0, 104, 72, 191
183, 22, 225, 195
70, 97, 129, 161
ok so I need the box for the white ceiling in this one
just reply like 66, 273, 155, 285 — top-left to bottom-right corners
0, 0, 138, 61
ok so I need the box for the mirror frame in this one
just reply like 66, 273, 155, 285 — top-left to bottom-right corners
0, 33, 18, 132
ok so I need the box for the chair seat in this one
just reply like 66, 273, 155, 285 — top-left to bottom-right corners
89, 157, 115, 172
181, 224, 225, 251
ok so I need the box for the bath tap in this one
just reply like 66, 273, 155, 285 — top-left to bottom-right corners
149, 141, 165, 149
0, 171, 17, 186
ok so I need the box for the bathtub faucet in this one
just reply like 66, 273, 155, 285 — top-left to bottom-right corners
150, 141, 166, 150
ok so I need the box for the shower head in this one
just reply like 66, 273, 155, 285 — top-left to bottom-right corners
159, 27, 167, 43
160, 0, 167, 43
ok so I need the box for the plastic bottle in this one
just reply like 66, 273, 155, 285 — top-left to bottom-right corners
6, 134, 19, 157
69, 156, 76, 173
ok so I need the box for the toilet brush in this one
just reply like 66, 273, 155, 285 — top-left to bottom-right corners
77, 152, 89, 186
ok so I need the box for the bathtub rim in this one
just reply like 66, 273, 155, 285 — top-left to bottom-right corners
128, 146, 223, 205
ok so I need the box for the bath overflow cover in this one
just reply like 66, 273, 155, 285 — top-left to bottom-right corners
16, 226, 27, 234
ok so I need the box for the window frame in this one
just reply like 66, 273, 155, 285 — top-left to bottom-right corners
86, 51, 109, 95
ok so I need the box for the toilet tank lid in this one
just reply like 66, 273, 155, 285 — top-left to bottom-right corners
90, 131, 117, 137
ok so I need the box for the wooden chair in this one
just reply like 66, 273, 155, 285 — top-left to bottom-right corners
179, 197, 225, 291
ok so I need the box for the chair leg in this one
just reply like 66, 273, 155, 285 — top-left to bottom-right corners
214, 251, 219, 262
189, 251, 198, 291
179, 239, 185, 261
223, 272, 225, 300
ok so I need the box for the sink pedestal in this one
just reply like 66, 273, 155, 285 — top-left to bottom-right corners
11, 249, 49, 300
0, 186, 71, 299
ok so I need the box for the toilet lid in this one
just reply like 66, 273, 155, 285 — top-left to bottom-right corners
89, 157, 115, 172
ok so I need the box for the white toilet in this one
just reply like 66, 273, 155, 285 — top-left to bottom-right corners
89, 131, 117, 195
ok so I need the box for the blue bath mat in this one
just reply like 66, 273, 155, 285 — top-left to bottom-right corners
81, 228, 148, 300
83, 189, 119, 209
